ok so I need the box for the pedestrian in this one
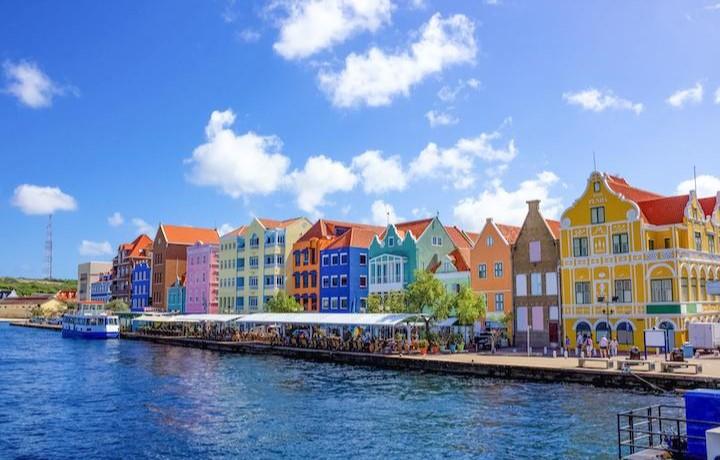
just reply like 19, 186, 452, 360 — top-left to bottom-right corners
576, 334, 584, 356
599, 335, 608, 358
564, 335, 571, 355
610, 338, 619, 357
585, 335, 593, 357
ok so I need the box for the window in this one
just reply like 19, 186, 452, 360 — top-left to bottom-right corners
478, 264, 487, 279
575, 282, 591, 304
302, 273, 308, 288
572, 237, 589, 257
590, 206, 605, 224
648, 240, 655, 251
294, 252, 301, 266
249, 276, 258, 288
617, 322, 634, 345
322, 254, 329, 266
387, 236, 395, 247
249, 234, 259, 248
681, 278, 689, 301
516, 274, 527, 296
530, 273, 542, 296
614, 279, 632, 303
612, 233, 629, 254
322, 298, 329, 310
545, 272, 558, 296
330, 297, 338, 310
340, 275, 348, 287
494, 262, 503, 278
695, 232, 703, 251
664, 238, 671, 249
486, 236, 494, 247
516, 306, 528, 331
359, 276, 367, 288
249, 296, 258, 308
432, 236, 443, 246
311, 273, 316, 288
593, 181, 601, 192
331, 276, 339, 287
529, 241, 541, 263
651, 279, 673, 302
360, 298, 367, 311
494, 293, 504, 312
709, 234, 716, 254
321, 276, 329, 288
249, 256, 258, 268
340, 253, 348, 265
340, 297, 348, 309
331, 254, 339, 265
303, 250, 309, 265
359, 253, 367, 265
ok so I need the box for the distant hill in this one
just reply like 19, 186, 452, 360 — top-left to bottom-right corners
0, 277, 77, 296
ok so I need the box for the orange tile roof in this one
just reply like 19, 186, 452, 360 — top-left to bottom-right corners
444, 226, 473, 249
637, 195, 689, 226
257, 217, 306, 229
448, 247, 471, 271
606, 175, 664, 202
126, 234, 153, 258
384, 218, 434, 240
326, 226, 384, 250
297, 219, 382, 243
161, 224, 220, 245
465, 232, 481, 244
545, 219, 561, 239
495, 223, 521, 245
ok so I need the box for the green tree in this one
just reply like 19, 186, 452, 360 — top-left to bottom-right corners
266, 292, 303, 313
106, 299, 130, 313
366, 294, 382, 313
384, 291, 407, 313
454, 286, 486, 341
405, 270, 444, 314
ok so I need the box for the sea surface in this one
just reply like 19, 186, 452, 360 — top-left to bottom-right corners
0, 323, 679, 459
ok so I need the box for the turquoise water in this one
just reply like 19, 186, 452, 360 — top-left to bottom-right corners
0, 323, 678, 459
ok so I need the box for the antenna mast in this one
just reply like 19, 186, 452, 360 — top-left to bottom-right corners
44, 214, 53, 279
694, 165, 698, 194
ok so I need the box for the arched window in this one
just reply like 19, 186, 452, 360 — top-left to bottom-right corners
575, 321, 591, 340
617, 321, 634, 345
595, 321, 611, 340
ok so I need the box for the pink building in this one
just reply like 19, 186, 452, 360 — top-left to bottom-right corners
185, 241, 219, 314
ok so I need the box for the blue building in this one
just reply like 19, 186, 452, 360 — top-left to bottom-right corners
319, 228, 378, 313
131, 261, 151, 312
90, 273, 112, 303
167, 276, 186, 314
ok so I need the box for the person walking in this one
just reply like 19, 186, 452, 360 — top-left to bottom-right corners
564, 336, 571, 355
599, 335, 608, 358
576, 334, 584, 356
610, 338, 619, 357
585, 335, 593, 357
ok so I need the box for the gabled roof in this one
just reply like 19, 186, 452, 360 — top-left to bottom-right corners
700, 196, 717, 218
444, 226, 474, 249
637, 195, 689, 226
125, 234, 153, 258
606, 175, 664, 202
297, 219, 382, 244
221, 225, 246, 238
448, 247, 471, 271
495, 223, 521, 245
160, 224, 220, 245
383, 218, 434, 240
545, 219, 561, 239
326, 226, 384, 250
256, 217, 308, 229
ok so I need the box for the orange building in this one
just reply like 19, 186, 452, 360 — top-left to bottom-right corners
469, 218, 520, 329
289, 219, 383, 311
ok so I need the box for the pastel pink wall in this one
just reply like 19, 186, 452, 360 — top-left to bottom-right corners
185, 242, 219, 314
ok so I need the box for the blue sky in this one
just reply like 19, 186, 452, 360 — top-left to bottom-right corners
2, 0, 720, 279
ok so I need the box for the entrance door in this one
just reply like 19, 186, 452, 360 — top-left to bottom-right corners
658, 321, 675, 350
549, 321, 559, 344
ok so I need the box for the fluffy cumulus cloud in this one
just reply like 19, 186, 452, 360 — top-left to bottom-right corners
676, 175, 720, 197
218, 223, 236, 235
666, 83, 703, 108
107, 212, 124, 227
409, 131, 517, 189
562, 88, 643, 114
2, 60, 72, 109
78, 240, 113, 257
370, 199, 402, 225
425, 109, 458, 127
132, 218, 154, 235
273, 0, 392, 59
453, 171, 563, 230
351, 149, 407, 193
319, 13, 477, 107
288, 155, 358, 215
11, 184, 77, 215
185, 110, 291, 198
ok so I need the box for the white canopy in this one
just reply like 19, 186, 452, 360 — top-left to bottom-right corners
235, 312, 426, 327
133, 314, 244, 324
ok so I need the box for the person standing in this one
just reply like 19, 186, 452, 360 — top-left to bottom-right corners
585, 335, 593, 357
610, 338, 619, 357
576, 334, 584, 356
599, 335, 608, 358
564, 336, 571, 355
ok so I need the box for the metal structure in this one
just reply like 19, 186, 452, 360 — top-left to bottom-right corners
617, 404, 718, 458
44, 214, 53, 279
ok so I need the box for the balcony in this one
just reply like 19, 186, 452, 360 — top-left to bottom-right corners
645, 249, 720, 264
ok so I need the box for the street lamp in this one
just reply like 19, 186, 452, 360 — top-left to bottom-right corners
597, 295, 619, 339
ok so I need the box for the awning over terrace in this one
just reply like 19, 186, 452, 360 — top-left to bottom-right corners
133, 314, 245, 324
235, 313, 427, 327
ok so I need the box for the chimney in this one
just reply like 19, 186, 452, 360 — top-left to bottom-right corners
527, 200, 541, 213
486, 217, 493, 224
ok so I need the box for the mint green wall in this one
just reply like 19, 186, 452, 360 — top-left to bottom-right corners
369, 225, 418, 287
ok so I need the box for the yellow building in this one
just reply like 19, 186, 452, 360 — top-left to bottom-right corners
218, 226, 246, 313
237, 217, 312, 312
560, 172, 720, 350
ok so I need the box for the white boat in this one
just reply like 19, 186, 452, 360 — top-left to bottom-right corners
62, 304, 119, 339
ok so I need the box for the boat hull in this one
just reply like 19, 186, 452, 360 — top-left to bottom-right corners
61, 329, 119, 340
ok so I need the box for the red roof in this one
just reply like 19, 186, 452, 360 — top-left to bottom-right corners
448, 248, 471, 271
444, 226, 473, 249
387, 218, 434, 240
636, 195, 689, 226
297, 219, 382, 244
326, 226, 384, 250
606, 175, 664, 202
161, 225, 219, 245
545, 219, 561, 239
495, 223, 521, 245
125, 234, 153, 258
700, 196, 717, 218
257, 217, 306, 229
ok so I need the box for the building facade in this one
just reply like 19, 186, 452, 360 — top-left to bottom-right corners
512, 200, 562, 349
151, 224, 220, 310
90, 273, 113, 303
77, 261, 113, 302
560, 172, 720, 350
167, 276, 186, 314
111, 234, 153, 303
319, 227, 382, 313
130, 261, 151, 312
236, 217, 312, 312
185, 241, 219, 314
218, 226, 245, 313
368, 217, 457, 296
469, 219, 520, 329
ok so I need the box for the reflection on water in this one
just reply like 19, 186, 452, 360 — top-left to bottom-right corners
0, 323, 678, 459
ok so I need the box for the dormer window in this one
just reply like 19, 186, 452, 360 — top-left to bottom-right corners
387, 236, 395, 247
593, 181, 600, 192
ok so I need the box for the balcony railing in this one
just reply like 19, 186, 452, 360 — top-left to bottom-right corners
645, 248, 720, 263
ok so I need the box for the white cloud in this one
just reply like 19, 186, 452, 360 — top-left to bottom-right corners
409, 131, 517, 188
408, 0, 426, 9
715, 87, 720, 104
11, 184, 77, 215
288, 155, 358, 215
437, 77, 480, 102
677, 175, 720, 197
218, 223, 236, 236
78, 240, 113, 257
132, 218, 154, 236
319, 13, 476, 107
186, 109, 291, 198
2, 60, 72, 109
425, 109, 458, 126
273, 0, 392, 59
237, 29, 261, 43
351, 149, 407, 193
411, 207, 431, 218
108, 212, 124, 227
453, 171, 563, 230
370, 199, 402, 225
562, 88, 643, 114
666, 83, 703, 108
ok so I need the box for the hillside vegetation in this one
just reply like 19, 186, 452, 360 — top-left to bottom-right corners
0, 277, 76, 296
